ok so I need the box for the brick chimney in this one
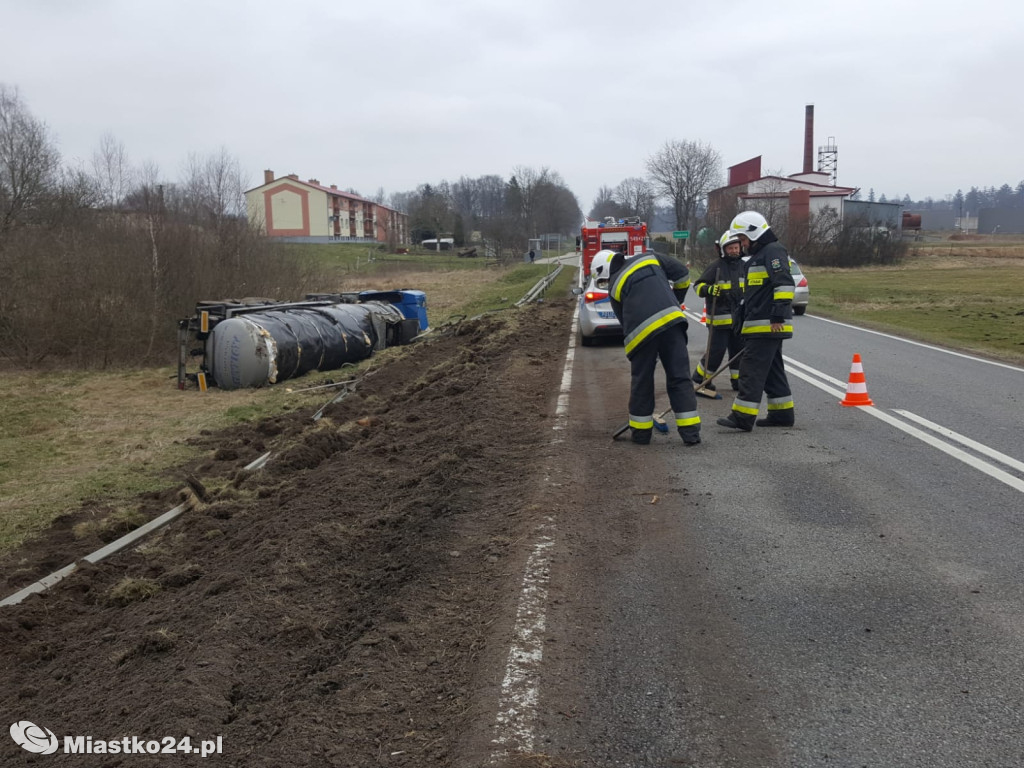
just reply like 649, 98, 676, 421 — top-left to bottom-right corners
308, 178, 320, 185
264, 169, 274, 184
803, 105, 814, 174
330, 184, 337, 190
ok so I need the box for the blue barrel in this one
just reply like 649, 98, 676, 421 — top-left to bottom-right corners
358, 290, 429, 331
397, 290, 428, 331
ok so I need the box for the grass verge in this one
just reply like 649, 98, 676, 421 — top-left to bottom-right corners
805, 250, 1024, 363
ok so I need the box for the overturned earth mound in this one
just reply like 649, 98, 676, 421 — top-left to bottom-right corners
0, 301, 575, 767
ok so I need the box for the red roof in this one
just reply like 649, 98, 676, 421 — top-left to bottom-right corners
248, 177, 403, 214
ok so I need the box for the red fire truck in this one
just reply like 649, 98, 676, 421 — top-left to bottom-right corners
577, 216, 649, 285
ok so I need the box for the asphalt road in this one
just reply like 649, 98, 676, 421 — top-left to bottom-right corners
531, 302, 1024, 767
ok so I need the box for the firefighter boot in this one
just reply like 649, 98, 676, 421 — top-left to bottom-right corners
678, 427, 701, 446
631, 427, 653, 445
692, 370, 715, 391
756, 412, 795, 428
716, 413, 753, 432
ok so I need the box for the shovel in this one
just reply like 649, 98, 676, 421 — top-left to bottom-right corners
695, 290, 721, 400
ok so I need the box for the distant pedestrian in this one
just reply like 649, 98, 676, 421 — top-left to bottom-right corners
717, 211, 795, 432
596, 249, 701, 446
528, 249, 536, 263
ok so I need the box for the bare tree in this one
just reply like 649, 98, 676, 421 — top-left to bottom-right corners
614, 177, 655, 224
509, 165, 551, 236
407, 183, 454, 244
389, 190, 414, 214
181, 148, 247, 227
589, 185, 622, 219
741, 169, 791, 243
509, 165, 580, 238
0, 84, 61, 238
474, 175, 507, 222
534, 180, 581, 236
91, 132, 132, 210
645, 139, 721, 235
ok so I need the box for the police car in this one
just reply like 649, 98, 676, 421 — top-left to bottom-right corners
576, 267, 622, 346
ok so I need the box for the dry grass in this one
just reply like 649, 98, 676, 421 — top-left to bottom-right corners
0, 259, 575, 558
0, 366, 332, 554
108, 577, 162, 605
332, 267, 507, 322
807, 241, 1024, 363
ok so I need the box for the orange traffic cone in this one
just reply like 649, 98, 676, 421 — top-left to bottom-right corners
840, 354, 874, 406
700, 305, 708, 325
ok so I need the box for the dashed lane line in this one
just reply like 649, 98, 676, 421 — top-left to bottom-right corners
783, 356, 1024, 495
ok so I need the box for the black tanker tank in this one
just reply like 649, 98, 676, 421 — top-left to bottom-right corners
177, 293, 425, 390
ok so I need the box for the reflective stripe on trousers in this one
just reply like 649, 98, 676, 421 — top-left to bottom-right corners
628, 324, 700, 437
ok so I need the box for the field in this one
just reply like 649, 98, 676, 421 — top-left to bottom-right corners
805, 235, 1024, 363
0, 249, 574, 555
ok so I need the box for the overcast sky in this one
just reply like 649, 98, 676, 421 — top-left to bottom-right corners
4, 0, 1023, 212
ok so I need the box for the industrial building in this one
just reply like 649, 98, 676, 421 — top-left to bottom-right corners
245, 171, 408, 245
708, 105, 903, 237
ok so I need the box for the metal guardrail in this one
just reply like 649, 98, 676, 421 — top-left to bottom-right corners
516, 264, 566, 306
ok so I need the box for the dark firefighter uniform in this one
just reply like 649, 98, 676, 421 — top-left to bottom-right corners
692, 256, 747, 390
608, 251, 701, 445
720, 230, 795, 431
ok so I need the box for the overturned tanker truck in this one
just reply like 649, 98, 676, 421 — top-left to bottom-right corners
176, 290, 427, 390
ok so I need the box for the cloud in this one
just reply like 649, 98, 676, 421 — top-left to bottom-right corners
3, 0, 1023, 208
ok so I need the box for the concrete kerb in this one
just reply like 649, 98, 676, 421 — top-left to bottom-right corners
0, 450, 273, 608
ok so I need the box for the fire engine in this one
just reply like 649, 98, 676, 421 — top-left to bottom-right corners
577, 216, 649, 285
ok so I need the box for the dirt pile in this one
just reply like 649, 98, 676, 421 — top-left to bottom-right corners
0, 301, 574, 767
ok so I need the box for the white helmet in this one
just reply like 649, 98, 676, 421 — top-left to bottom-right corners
730, 211, 770, 241
718, 231, 742, 257
590, 249, 617, 278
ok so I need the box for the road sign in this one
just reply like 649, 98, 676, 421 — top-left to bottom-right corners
672, 230, 690, 239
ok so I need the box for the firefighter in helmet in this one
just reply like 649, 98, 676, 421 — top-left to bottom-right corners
593, 248, 701, 446
691, 231, 747, 391
717, 211, 795, 432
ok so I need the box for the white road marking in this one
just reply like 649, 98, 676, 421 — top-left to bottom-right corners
891, 409, 1024, 475
490, 520, 555, 756
809, 315, 1024, 373
552, 304, 579, 436
784, 355, 848, 387
782, 361, 1024, 495
490, 304, 579, 758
